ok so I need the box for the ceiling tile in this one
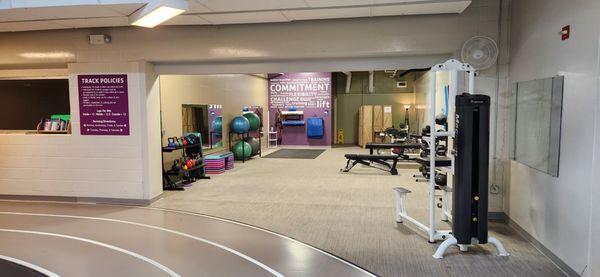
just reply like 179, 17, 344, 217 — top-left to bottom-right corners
371, 1, 471, 16
200, 11, 289, 24
9, 0, 99, 8
186, 0, 212, 13
163, 14, 211, 25
303, 0, 373, 8
102, 3, 144, 15
0, 20, 68, 32
53, 16, 129, 28
26, 5, 126, 20
283, 7, 371, 21
0, 8, 47, 22
197, 0, 307, 12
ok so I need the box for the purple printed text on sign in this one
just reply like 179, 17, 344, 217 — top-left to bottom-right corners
78, 74, 130, 136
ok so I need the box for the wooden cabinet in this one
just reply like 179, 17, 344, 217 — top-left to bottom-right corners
358, 105, 392, 147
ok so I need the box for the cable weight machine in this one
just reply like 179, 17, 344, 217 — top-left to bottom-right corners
394, 59, 508, 259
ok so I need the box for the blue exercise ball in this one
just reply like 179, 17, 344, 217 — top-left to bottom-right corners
211, 116, 222, 132
230, 116, 250, 133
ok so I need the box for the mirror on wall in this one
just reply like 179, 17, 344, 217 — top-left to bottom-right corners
510, 76, 564, 177
182, 104, 223, 150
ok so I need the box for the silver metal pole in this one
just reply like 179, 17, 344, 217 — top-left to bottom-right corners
469, 71, 475, 94
429, 71, 437, 243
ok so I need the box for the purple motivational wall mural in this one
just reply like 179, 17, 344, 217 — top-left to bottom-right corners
78, 74, 130, 136
268, 72, 332, 146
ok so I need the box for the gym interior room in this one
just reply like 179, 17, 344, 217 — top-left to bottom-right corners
0, 0, 598, 276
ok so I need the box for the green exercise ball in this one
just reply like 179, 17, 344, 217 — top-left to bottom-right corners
243, 112, 261, 131
243, 137, 260, 156
232, 141, 252, 160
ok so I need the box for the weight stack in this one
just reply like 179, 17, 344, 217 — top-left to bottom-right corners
453, 93, 490, 245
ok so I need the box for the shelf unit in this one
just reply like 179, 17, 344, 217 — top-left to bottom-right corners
228, 130, 262, 163
281, 110, 305, 126
268, 131, 278, 148
161, 142, 209, 191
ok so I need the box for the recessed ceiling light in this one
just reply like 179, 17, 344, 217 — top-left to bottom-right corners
130, 0, 188, 28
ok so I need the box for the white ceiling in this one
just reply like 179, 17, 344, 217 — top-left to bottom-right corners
0, 0, 471, 32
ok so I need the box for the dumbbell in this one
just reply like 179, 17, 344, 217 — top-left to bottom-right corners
421, 125, 431, 136
436, 145, 447, 156
420, 165, 431, 178
435, 113, 447, 126
435, 173, 447, 186
168, 137, 177, 148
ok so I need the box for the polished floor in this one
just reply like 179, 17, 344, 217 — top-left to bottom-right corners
0, 201, 373, 277
0, 147, 565, 277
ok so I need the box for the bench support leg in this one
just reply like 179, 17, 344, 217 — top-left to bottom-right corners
394, 190, 407, 223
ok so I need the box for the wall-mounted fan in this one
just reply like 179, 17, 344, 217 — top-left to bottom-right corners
461, 36, 499, 70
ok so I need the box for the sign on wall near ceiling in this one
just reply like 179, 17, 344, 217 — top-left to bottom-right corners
78, 74, 130, 136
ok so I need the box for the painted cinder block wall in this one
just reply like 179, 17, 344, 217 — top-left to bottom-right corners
0, 61, 162, 202
507, 0, 600, 275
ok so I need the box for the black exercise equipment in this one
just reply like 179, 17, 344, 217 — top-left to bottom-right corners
415, 156, 452, 167
419, 165, 430, 178
383, 127, 408, 142
435, 173, 447, 186
435, 145, 447, 156
421, 125, 431, 136
365, 142, 421, 157
435, 113, 448, 126
162, 134, 209, 191
342, 154, 399, 175
453, 93, 490, 245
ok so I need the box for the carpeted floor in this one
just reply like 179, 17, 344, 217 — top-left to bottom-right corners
152, 147, 564, 277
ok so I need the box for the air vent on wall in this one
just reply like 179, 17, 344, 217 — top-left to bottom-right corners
396, 81, 408, 88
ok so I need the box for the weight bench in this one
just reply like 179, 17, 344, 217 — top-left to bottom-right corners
365, 142, 422, 160
342, 154, 399, 175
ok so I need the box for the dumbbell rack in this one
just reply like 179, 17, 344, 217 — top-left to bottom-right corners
161, 141, 208, 191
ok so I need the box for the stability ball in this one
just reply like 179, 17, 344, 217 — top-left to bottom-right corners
230, 116, 250, 133
243, 112, 261, 131
232, 141, 252, 160
243, 137, 260, 156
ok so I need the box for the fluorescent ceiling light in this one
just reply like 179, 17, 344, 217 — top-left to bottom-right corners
19, 52, 75, 59
130, 0, 188, 28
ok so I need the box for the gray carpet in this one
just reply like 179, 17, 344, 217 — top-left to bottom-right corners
262, 148, 326, 159
153, 147, 564, 277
